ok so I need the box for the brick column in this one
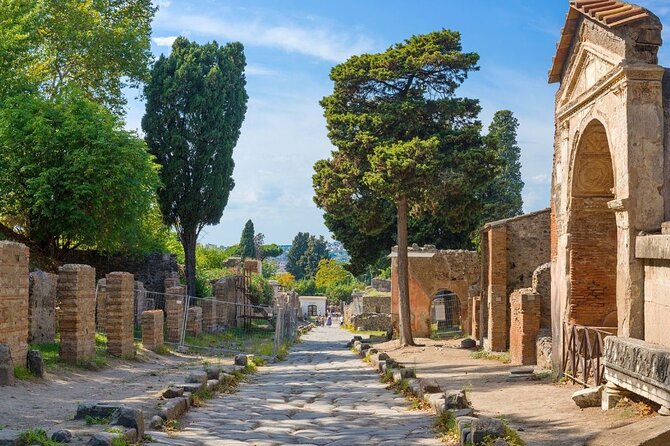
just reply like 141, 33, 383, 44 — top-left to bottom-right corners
509, 289, 541, 365
105, 272, 135, 357
141, 310, 164, 351
214, 278, 236, 327
165, 286, 185, 343
0, 242, 29, 367
28, 270, 57, 344
58, 264, 96, 364
201, 298, 217, 333
95, 278, 107, 333
186, 306, 202, 336
487, 225, 508, 352
471, 296, 481, 340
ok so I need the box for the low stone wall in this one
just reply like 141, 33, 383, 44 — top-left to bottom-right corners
351, 313, 391, 332
371, 279, 391, 292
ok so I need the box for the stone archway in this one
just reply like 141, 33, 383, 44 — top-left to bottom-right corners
567, 121, 618, 328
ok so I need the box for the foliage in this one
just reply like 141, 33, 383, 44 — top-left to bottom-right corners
261, 259, 278, 279
0, 87, 160, 258
286, 232, 331, 280
85, 415, 110, 425
249, 273, 273, 305
143, 37, 248, 296
294, 278, 317, 296
313, 29, 500, 275
324, 283, 358, 305
239, 219, 255, 258
18, 428, 65, 446
315, 259, 350, 290
481, 110, 524, 224
261, 243, 283, 258
13, 365, 32, 380
276, 272, 296, 288
0, 0, 155, 114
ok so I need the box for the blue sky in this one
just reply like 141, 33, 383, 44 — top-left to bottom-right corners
124, 0, 670, 246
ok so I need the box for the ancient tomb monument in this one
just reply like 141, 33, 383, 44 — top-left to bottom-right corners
390, 246, 479, 337
549, 0, 670, 412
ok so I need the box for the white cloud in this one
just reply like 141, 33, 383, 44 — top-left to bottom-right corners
155, 12, 376, 62
155, 0, 171, 9
152, 36, 177, 47
246, 64, 277, 77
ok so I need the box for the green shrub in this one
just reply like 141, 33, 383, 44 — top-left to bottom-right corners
18, 428, 64, 446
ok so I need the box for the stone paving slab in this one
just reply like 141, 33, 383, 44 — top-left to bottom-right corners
149, 327, 440, 445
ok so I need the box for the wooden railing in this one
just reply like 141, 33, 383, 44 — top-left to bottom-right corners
562, 323, 617, 387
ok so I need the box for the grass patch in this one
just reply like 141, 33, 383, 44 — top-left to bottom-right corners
153, 344, 172, 355
253, 356, 267, 367
381, 368, 394, 384
244, 362, 257, 374
110, 438, 129, 446
17, 428, 65, 446
276, 344, 289, 361
14, 365, 34, 380
84, 415, 110, 425
191, 388, 215, 407
184, 327, 276, 357
471, 349, 511, 364
434, 411, 459, 442
29, 332, 110, 372
163, 419, 180, 432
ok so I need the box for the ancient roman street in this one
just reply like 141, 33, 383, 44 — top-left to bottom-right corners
149, 327, 441, 446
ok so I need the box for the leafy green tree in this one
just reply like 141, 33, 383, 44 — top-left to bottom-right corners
261, 244, 283, 258
143, 37, 248, 296
287, 232, 330, 280
0, 87, 159, 258
261, 259, 278, 279
482, 110, 524, 223
314, 30, 496, 345
239, 219, 256, 258
315, 259, 350, 290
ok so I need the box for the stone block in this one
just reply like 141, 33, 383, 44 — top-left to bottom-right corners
51, 430, 72, 443
0, 344, 15, 386
460, 338, 476, 349
141, 310, 164, 351
186, 371, 207, 385
572, 386, 603, 408
471, 417, 505, 444
234, 354, 248, 366
0, 242, 29, 368
28, 270, 57, 344
58, 264, 96, 364
162, 387, 183, 399
105, 272, 135, 358
27, 350, 44, 378
445, 390, 469, 410
0, 430, 20, 446
160, 397, 189, 420
110, 407, 144, 439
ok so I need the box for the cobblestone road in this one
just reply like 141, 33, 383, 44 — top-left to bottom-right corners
150, 326, 440, 445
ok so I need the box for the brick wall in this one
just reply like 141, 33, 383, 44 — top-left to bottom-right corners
487, 225, 508, 352
165, 286, 186, 343
0, 242, 29, 367
58, 264, 96, 364
509, 289, 541, 365
569, 197, 617, 327
186, 306, 203, 337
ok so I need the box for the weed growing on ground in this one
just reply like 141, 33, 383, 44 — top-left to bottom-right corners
153, 344, 171, 355
0, 424, 6, 430
381, 368, 394, 384
14, 365, 33, 380
192, 388, 215, 407
164, 419, 180, 432
470, 349, 511, 364
104, 427, 123, 434
84, 415, 110, 425
433, 411, 459, 442
110, 438, 129, 446
489, 417, 525, 446
276, 344, 289, 361
17, 428, 64, 446
253, 356, 267, 367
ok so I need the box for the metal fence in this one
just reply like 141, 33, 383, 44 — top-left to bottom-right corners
95, 282, 300, 357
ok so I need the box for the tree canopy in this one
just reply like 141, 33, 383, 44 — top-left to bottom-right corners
314, 29, 500, 344
314, 30, 499, 276
143, 37, 248, 295
239, 219, 255, 258
286, 232, 331, 280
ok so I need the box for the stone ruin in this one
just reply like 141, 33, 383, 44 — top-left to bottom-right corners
28, 270, 57, 344
58, 264, 97, 364
0, 242, 30, 368
344, 289, 392, 332
390, 246, 479, 337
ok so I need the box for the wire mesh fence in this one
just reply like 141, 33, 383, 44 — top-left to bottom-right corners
94, 277, 301, 357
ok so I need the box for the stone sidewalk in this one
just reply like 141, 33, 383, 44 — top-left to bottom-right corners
149, 326, 440, 445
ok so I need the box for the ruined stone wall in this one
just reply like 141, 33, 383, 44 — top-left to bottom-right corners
391, 247, 479, 337
353, 294, 391, 314
28, 270, 57, 344
371, 279, 391, 293
532, 263, 551, 330
214, 276, 239, 328
505, 210, 551, 294
0, 242, 29, 367
63, 251, 178, 293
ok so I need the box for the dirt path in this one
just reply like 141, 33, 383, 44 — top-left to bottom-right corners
0, 349, 232, 432
373, 337, 654, 446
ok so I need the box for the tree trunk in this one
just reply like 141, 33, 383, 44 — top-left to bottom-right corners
397, 194, 415, 346
181, 228, 198, 299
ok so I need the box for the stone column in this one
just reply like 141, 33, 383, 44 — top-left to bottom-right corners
28, 270, 57, 344
58, 264, 96, 364
95, 278, 107, 333
134, 281, 146, 327
105, 272, 135, 357
0, 242, 29, 367
487, 225, 508, 352
141, 310, 164, 351
509, 289, 541, 365
165, 286, 185, 343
